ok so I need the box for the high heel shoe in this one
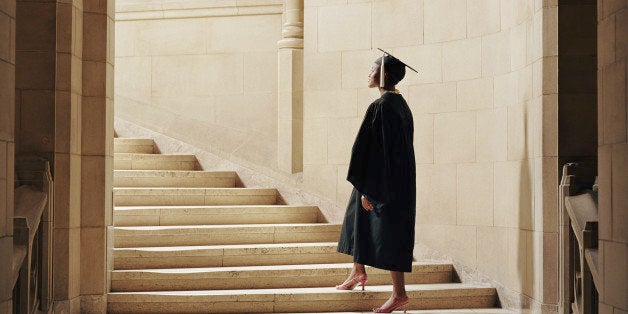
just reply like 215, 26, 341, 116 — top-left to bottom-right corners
335, 274, 368, 290
372, 298, 409, 313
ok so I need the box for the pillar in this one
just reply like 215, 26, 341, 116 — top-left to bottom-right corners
277, 0, 303, 174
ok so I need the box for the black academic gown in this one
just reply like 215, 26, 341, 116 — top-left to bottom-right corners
337, 92, 416, 272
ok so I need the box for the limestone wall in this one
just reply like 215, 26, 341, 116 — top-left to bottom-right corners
0, 0, 15, 310
597, 1, 628, 312
114, 0, 283, 171
302, 0, 559, 310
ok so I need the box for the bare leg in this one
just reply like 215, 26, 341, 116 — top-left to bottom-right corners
375, 271, 409, 311
337, 262, 367, 289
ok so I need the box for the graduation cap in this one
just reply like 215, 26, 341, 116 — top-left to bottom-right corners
377, 48, 419, 88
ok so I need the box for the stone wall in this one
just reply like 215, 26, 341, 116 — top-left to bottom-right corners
597, 0, 628, 312
0, 0, 15, 311
302, 0, 559, 311
114, 0, 283, 172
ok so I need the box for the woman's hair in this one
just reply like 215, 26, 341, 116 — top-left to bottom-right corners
375, 55, 406, 86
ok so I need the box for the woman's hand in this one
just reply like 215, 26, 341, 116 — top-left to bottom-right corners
361, 195, 374, 211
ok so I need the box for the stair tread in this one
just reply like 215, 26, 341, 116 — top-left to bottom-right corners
108, 283, 495, 298
115, 170, 236, 176
115, 223, 340, 230
116, 241, 338, 252
112, 261, 453, 275
268, 310, 512, 314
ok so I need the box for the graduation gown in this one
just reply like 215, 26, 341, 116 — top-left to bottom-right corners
337, 92, 416, 272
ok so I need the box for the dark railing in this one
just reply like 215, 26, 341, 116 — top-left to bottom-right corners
559, 163, 599, 314
12, 156, 54, 313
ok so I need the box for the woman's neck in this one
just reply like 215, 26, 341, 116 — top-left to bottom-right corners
379, 86, 397, 95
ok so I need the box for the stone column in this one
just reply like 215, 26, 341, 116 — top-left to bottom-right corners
277, 0, 303, 174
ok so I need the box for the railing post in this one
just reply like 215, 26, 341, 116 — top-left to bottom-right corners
559, 163, 577, 314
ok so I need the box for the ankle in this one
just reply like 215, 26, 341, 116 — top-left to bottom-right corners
392, 293, 408, 301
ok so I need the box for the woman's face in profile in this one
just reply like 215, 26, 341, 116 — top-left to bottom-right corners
368, 64, 379, 88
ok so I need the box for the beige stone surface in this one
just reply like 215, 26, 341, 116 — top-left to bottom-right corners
442, 38, 482, 81
372, 0, 423, 48
408, 82, 457, 114
457, 77, 494, 111
317, 3, 371, 52
416, 164, 456, 225
424, 0, 466, 43
476, 107, 508, 162
434, 112, 476, 163
457, 163, 493, 226
493, 160, 533, 230
467, 0, 500, 38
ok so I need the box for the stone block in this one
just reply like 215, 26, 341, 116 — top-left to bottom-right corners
57, 3, 72, 54
612, 143, 628, 242
540, 6, 558, 58
500, 0, 516, 30
303, 164, 337, 201
71, 55, 82, 94
81, 97, 107, 155
53, 227, 81, 300
80, 227, 107, 295
407, 82, 456, 114
457, 162, 494, 226
151, 54, 244, 97
392, 44, 442, 85
442, 38, 482, 81
434, 112, 476, 163
213, 92, 277, 137
137, 18, 206, 56
598, 15, 615, 68
54, 91, 72, 154
206, 15, 281, 53
467, 0, 500, 37
15, 2, 56, 51
416, 163, 457, 225
244, 51, 277, 93
303, 7, 317, 53
414, 114, 434, 164
0, 0, 16, 17
532, 157, 558, 233
336, 164, 351, 204
81, 156, 107, 227
9, 16, 14, 64
417, 224, 477, 268
602, 60, 627, 144
598, 144, 612, 241
114, 21, 138, 57
482, 31, 511, 76
0, 179, 5, 237
617, 8, 628, 59
53, 153, 81, 229
341, 50, 379, 90
15, 51, 55, 90
476, 107, 507, 162
602, 0, 627, 19
0, 236, 12, 300
457, 77, 493, 111
303, 118, 327, 165
304, 89, 357, 119
536, 95, 557, 158
318, 3, 371, 52
327, 117, 360, 165
510, 22, 527, 71
0, 12, 10, 62
113, 56, 151, 104
493, 160, 533, 230
83, 60, 106, 97
304, 51, 341, 91
372, 0, 423, 47
494, 71, 518, 107
19, 90, 55, 152
477, 227, 509, 284
83, 12, 107, 61
507, 104, 530, 160
56, 52, 71, 91
0, 60, 14, 141
424, 0, 466, 43
542, 56, 558, 95
603, 241, 628, 309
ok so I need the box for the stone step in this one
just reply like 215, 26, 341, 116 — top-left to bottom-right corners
114, 138, 155, 154
114, 242, 352, 270
114, 170, 237, 188
110, 262, 453, 292
114, 153, 197, 170
107, 284, 497, 313
269, 310, 513, 314
114, 223, 342, 247
114, 188, 277, 206
114, 205, 321, 226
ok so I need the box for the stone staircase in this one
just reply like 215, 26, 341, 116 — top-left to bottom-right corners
107, 137, 499, 313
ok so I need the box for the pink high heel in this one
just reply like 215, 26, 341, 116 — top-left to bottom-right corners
372, 298, 409, 313
335, 274, 368, 290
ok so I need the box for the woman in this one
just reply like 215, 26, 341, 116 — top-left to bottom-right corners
336, 53, 416, 313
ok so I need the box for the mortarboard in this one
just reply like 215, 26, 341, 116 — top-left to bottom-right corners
377, 48, 419, 88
